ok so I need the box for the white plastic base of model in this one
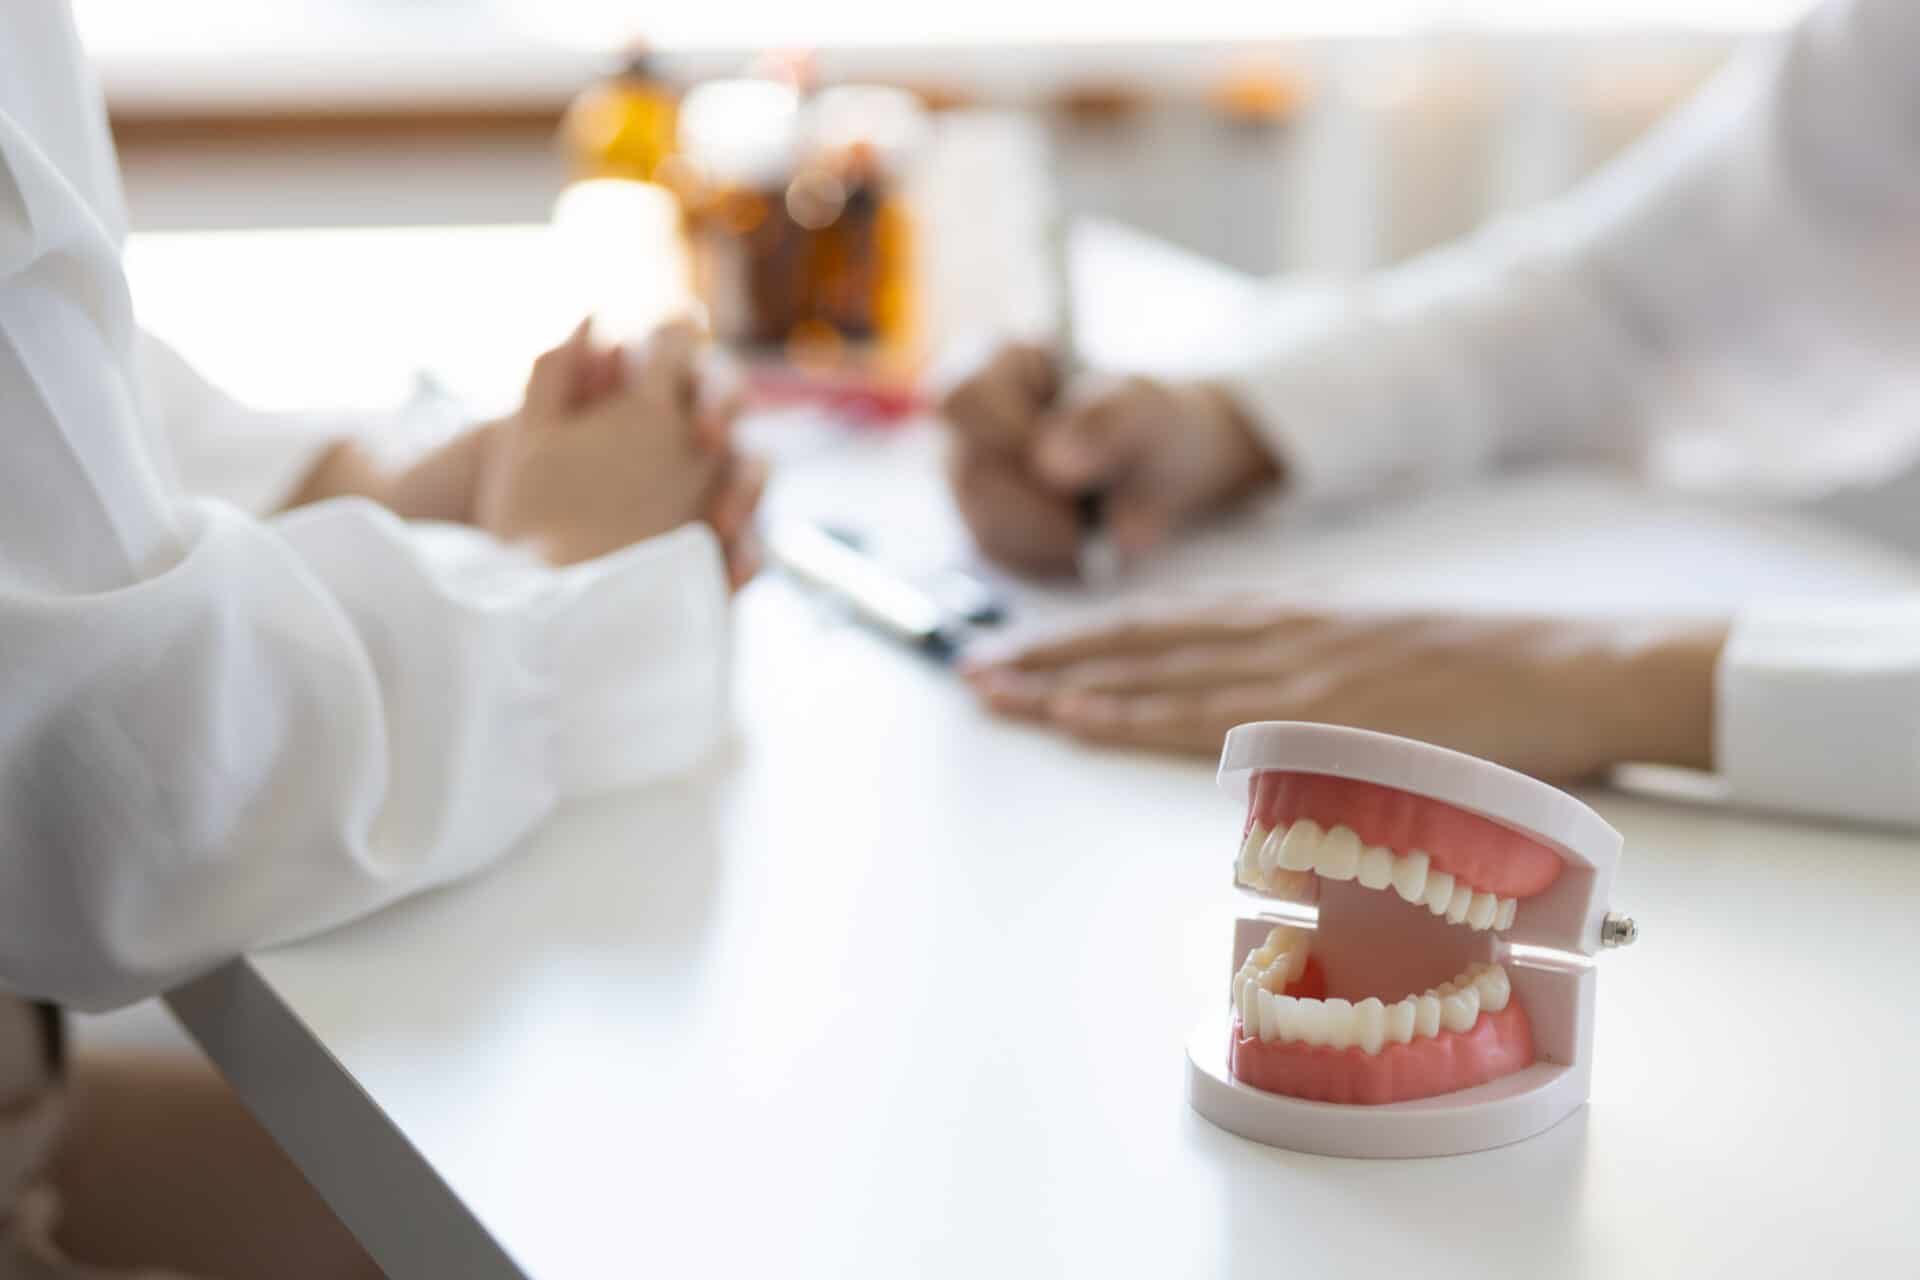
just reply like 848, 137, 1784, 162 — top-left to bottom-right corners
1186, 1026, 1589, 1158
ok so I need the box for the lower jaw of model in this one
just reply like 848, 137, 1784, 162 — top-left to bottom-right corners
1229, 928, 1534, 1105
1225, 772, 1564, 1106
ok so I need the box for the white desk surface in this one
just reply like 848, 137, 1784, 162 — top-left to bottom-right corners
136, 223, 1920, 1279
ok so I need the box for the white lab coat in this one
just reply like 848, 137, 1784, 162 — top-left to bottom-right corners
0, 7, 731, 1011
1225, 0, 1920, 829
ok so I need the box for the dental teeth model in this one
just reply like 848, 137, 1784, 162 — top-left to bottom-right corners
1186, 723, 1633, 1158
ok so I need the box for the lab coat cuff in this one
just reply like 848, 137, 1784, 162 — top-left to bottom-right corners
1216, 321, 1395, 505
534, 521, 733, 798
1716, 599, 1920, 828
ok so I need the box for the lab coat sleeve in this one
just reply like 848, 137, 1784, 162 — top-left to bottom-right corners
134, 328, 355, 516
1717, 601, 1920, 828
1220, 0, 1920, 500
0, 114, 731, 1012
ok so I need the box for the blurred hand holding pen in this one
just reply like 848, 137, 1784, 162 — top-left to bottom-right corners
1049, 208, 1120, 590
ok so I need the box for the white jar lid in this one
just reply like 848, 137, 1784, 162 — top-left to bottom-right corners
678, 78, 801, 188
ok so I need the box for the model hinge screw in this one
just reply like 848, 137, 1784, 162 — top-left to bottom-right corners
1601, 913, 1638, 948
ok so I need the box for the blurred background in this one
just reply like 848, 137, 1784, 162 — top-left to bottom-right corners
88, 0, 1808, 272
90, 0, 1829, 459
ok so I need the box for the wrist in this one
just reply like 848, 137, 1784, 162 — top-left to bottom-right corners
281, 439, 397, 512
1603, 620, 1730, 770
1195, 381, 1285, 500
387, 421, 501, 524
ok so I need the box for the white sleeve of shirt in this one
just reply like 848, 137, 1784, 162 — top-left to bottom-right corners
1220, 0, 1920, 502
133, 329, 353, 516
0, 9, 732, 1011
1212, 0, 1920, 829
1717, 601, 1920, 829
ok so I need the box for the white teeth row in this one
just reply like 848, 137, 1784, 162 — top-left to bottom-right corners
1236, 819, 1518, 933
1231, 925, 1311, 1032
1243, 961, 1513, 1054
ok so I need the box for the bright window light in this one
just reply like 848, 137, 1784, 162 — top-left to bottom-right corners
76, 0, 1814, 57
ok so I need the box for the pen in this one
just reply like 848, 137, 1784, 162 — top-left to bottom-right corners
767, 520, 966, 661
1050, 211, 1118, 588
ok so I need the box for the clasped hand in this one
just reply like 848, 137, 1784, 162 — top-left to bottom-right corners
293, 316, 765, 587
477, 317, 764, 581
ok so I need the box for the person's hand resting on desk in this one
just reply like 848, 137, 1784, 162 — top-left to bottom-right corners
965, 605, 1729, 782
288, 317, 768, 585
942, 343, 1280, 576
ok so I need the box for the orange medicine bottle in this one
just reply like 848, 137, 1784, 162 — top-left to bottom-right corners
560, 46, 681, 184
677, 80, 925, 374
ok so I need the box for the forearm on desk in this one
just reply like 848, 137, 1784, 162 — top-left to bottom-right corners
283, 421, 499, 522
1603, 620, 1729, 773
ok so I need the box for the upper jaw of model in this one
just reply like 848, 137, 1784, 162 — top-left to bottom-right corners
1234, 769, 1566, 927
1226, 768, 1568, 1106
1236, 817, 1520, 931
